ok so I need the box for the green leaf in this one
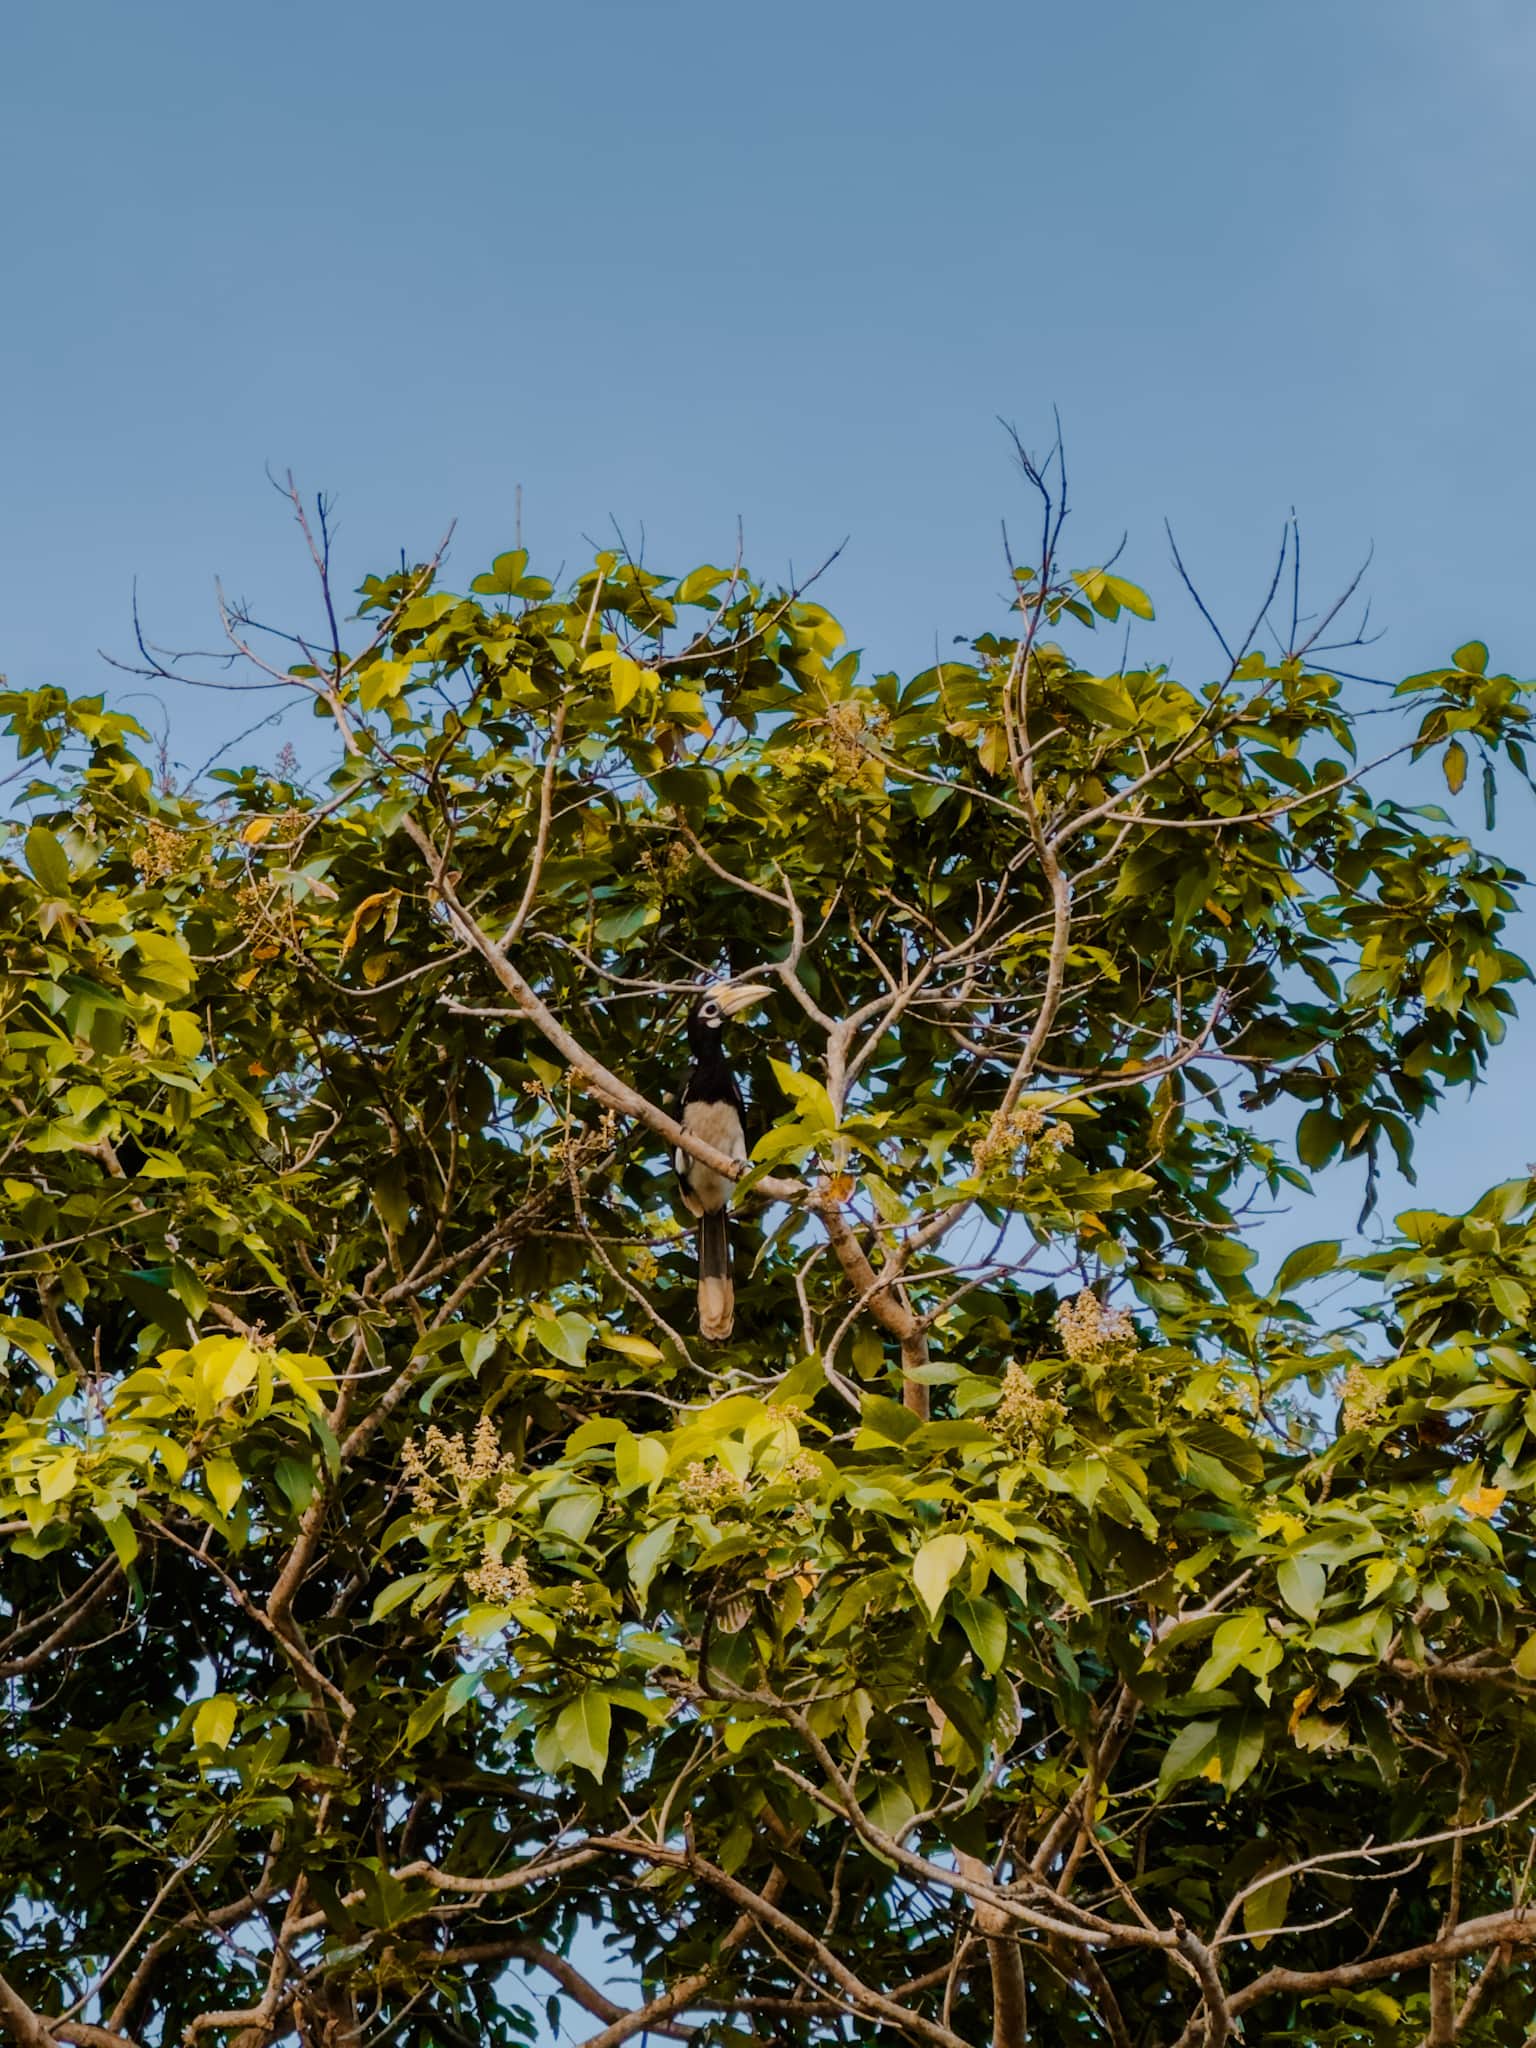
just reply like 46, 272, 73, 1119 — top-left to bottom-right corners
614, 1432, 666, 1491
1296, 1109, 1342, 1169
912, 1532, 968, 1620
1488, 1273, 1530, 1324
749, 1121, 819, 1168
553, 1690, 612, 1778
1104, 574, 1155, 620
405, 1682, 453, 1750
1311, 1609, 1390, 1658
370, 1570, 437, 1621
627, 1520, 677, 1605
1273, 1239, 1340, 1295
1243, 1868, 1293, 1947
856, 1394, 920, 1446
372, 1165, 411, 1235
1064, 675, 1139, 728
603, 1331, 665, 1364
951, 1591, 1007, 1674
1217, 1711, 1267, 1795
25, 825, 71, 894
1277, 1556, 1326, 1625
544, 1487, 602, 1544
359, 660, 414, 712
533, 1311, 593, 1369
1158, 1718, 1221, 1795
1453, 640, 1488, 676
1192, 1611, 1267, 1693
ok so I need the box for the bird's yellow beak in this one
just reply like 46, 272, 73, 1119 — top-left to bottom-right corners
712, 981, 772, 1019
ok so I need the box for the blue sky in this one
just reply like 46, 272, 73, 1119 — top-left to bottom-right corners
4, 5, 1534, 2030
3, 0, 1534, 1241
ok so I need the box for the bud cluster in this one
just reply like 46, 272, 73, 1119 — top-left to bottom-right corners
990, 1362, 1066, 1451
972, 1103, 1074, 1176
400, 1416, 520, 1513
1054, 1289, 1137, 1367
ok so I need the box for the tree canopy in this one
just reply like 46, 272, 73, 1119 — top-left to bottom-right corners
4, 465, 1536, 2048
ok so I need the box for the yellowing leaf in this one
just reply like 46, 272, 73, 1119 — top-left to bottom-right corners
164, 1010, 205, 1058
1443, 740, 1468, 795
342, 888, 401, 956
912, 1531, 968, 1619
602, 1331, 665, 1364
193, 1694, 239, 1750
768, 1059, 837, 1131
204, 1455, 243, 1516
241, 816, 275, 846
1461, 1485, 1506, 1520
37, 1450, 78, 1504
192, 1335, 258, 1406
976, 724, 1010, 777
272, 1350, 335, 1414
608, 655, 649, 710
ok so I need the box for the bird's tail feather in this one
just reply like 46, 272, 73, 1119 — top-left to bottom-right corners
698, 1208, 733, 1342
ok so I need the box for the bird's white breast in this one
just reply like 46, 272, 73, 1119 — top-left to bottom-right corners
679, 1098, 745, 1213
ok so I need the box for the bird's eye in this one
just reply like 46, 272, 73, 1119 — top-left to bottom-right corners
702, 1002, 720, 1020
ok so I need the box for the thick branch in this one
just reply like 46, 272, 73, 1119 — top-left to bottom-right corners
959, 1854, 1027, 2048
1230, 1909, 1536, 2017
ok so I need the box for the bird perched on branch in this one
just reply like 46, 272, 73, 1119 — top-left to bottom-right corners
676, 980, 769, 1340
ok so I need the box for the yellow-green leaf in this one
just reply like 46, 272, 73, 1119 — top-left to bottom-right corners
25, 825, 71, 894
193, 1694, 239, 1750
1243, 1868, 1292, 1948
769, 1059, 837, 1131
553, 1690, 612, 1778
602, 1331, 665, 1364
359, 661, 414, 712
608, 655, 648, 711
272, 1351, 335, 1413
204, 1456, 243, 1515
37, 1451, 78, 1504
912, 1531, 968, 1620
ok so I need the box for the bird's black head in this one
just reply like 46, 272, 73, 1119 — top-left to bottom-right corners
686, 980, 769, 1057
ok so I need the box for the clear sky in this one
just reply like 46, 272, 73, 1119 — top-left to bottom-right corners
4, 7, 1534, 2030
3, 0, 1534, 1240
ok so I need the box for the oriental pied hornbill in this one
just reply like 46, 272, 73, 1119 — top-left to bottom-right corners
676, 981, 770, 1341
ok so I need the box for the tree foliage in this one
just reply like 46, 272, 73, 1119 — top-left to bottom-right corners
4, 467, 1536, 2047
